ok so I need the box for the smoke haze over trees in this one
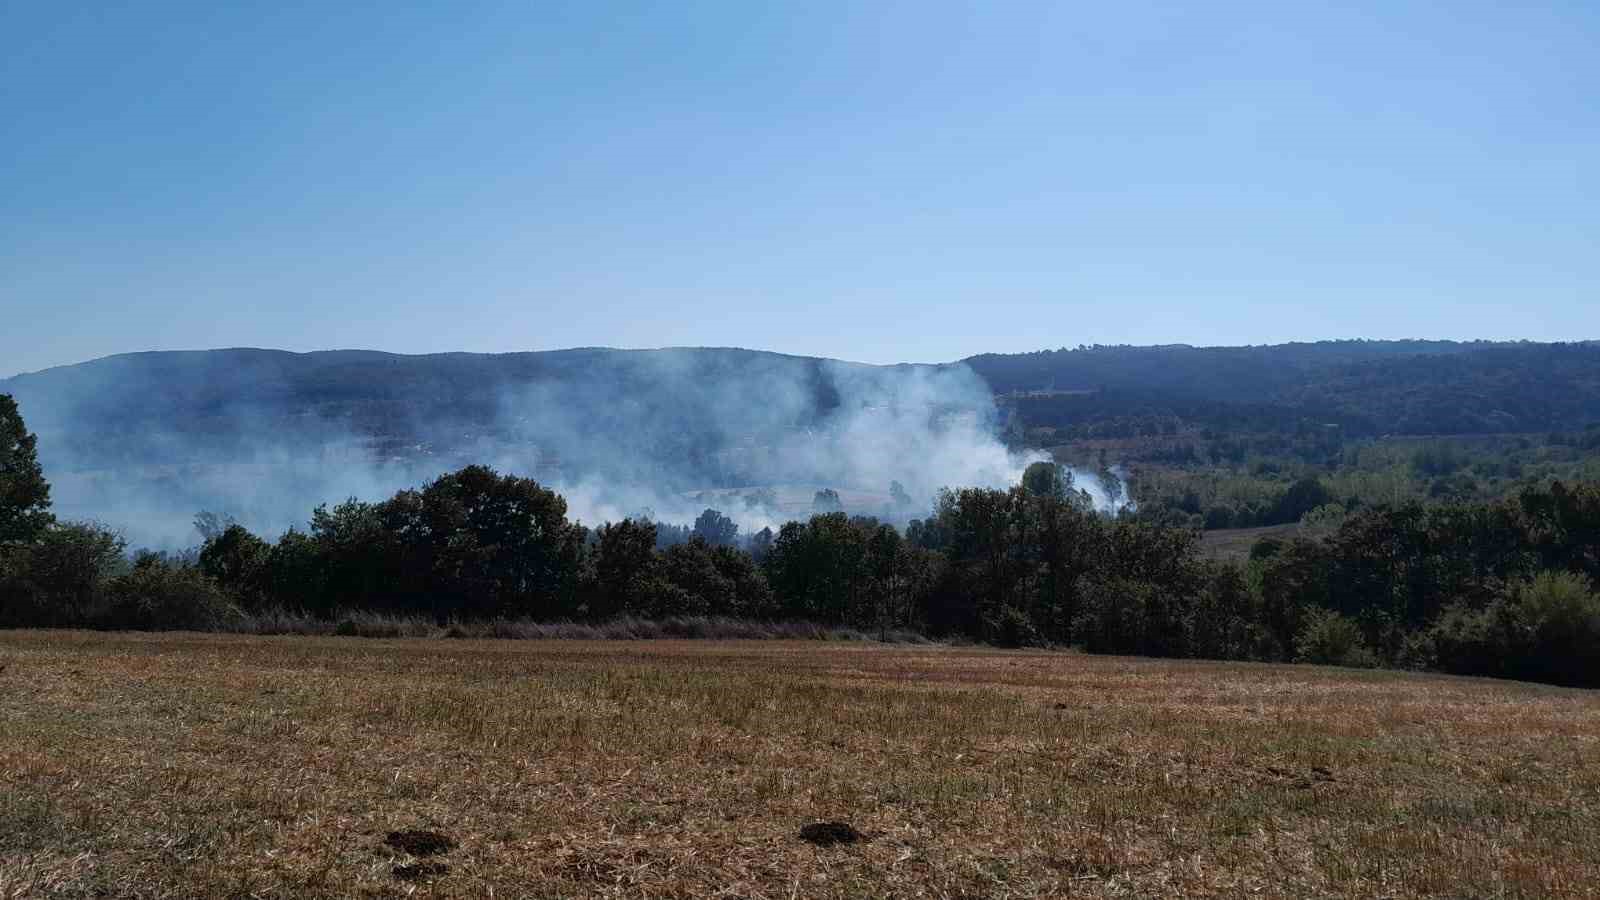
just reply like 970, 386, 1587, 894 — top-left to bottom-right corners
5, 368, 1600, 686
1, 347, 1106, 548
3, 445, 1598, 687
6, 340, 1598, 548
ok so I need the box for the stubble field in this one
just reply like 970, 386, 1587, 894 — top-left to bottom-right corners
1, 631, 1597, 898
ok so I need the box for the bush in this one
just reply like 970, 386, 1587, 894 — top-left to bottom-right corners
1515, 571, 1600, 686
1428, 603, 1500, 677
985, 605, 1042, 648
103, 554, 242, 631
0, 522, 125, 627
197, 524, 270, 607
1075, 577, 1191, 657
1432, 571, 1600, 687
1294, 607, 1378, 668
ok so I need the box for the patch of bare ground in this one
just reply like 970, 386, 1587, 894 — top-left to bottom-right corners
1, 631, 1597, 897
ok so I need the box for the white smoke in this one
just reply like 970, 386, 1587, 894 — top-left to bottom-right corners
9, 349, 1131, 548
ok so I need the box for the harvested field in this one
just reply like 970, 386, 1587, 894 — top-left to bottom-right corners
1, 632, 1598, 898
1197, 524, 1304, 562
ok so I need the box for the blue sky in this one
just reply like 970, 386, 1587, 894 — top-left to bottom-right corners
3, 0, 1597, 375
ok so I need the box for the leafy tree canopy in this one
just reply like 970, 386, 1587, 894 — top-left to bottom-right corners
0, 394, 52, 544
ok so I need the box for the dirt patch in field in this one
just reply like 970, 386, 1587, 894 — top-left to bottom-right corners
385, 829, 455, 856
799, 821, 864, 846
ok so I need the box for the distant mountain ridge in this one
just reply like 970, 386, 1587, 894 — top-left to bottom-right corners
964, 340, 1600, 437
5, 341, 1600, 468
7, 340, 1600, 547
1, 346, 885, 470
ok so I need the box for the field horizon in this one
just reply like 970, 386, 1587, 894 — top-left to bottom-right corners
3, 631, 1596, 898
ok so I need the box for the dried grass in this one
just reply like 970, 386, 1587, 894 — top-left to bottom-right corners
219, 609, 931, 643
1, 631, 1597, 897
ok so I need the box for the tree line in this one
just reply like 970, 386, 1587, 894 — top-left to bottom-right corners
977, 341, 1600, 437
2, 394, 1597, 686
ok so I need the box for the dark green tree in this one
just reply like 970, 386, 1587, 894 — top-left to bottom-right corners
1021, 461, 1067, 500
765, 513, 866, 622
198, 524, 270, 607
658, 538, 730, 617
1272, 477, 1334, 525
0, 522, 124, 627
692, 508, 739, 547
747, 526, 775, 563
401, 465, 587, 619
591, 518, 661, 619
0, 394, 52, 544
261, 529, 326, 612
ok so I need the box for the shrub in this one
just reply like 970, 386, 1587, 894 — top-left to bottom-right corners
986, 605, 1042, 648
1514, 571, 1600, 686
103, 554, 242, 631
1294, 607, 1378, 668
1433, 571, 1600, 687
0, 522, 125, 627
197, 524, 270, 607
1428, 603, 1502, 678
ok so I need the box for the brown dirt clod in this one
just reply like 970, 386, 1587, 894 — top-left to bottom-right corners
385, 829, 455, 857
799, 821, 865, 847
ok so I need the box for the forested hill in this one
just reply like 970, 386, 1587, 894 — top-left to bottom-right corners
5, 341, 1600, 463
0, 346, 886, 474
966, 340, 1600, 437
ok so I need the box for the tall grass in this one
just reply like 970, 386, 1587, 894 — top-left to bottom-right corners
219, 608, 931, 643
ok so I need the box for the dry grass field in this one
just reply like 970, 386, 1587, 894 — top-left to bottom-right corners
1197, 524, 1304, 563
2, 632, 1598, 898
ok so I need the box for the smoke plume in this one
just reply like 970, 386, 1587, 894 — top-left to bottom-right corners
3, 348, 1128, 548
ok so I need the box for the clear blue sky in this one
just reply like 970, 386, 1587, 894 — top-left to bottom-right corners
4, 1, 1597, 376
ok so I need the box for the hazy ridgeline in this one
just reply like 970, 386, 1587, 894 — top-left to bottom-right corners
10, 339, 1600, 548
1, 347, 1131, 549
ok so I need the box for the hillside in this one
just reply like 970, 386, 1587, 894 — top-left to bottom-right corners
0, 347, 1002, 544
968, 340, 1600, 437
1, 347, 867, 467
5, 340, 1600, 545
9, 341, 1600, 464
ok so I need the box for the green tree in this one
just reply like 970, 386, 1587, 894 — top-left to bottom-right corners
932, 487, 1029, 641
747, 526, 775, 563
590, 518, 661, 618
0, 522, 124, 627
260, 529, 326, 612
765, 513, 866, 623
0, 394, 52, 544
106, 553, 239, 631
198, 524, 270, 606
401, 465, 587, 619
1294, 607, 1378, 668
1021, 461, 1067, 500
1273, 477, 1333, 524
308, 498, 393, 615
658, 538, 730, 617
692, 508, 739, 546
